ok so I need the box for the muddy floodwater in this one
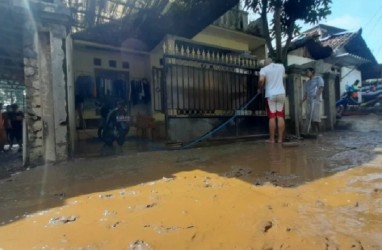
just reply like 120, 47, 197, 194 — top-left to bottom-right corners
0, 131, 382, 249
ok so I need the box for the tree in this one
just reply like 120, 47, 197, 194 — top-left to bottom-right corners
244, 0, 332, 63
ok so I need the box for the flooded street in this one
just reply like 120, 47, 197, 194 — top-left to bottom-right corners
0, 130, 382, 249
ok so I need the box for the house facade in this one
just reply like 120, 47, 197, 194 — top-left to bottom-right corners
0, 0, 270, 165
288, 24, 377, 100
286, 24, 378, 134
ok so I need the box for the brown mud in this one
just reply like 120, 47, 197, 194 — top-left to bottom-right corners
0, 130, 381, 249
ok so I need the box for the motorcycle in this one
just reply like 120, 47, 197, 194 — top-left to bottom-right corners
95, 100, 112, 140
98, 102, 131, 146
336, 89, 382, 118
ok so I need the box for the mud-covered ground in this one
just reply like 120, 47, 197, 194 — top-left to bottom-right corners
0, 122, 382, 249
0, 146, 23, 179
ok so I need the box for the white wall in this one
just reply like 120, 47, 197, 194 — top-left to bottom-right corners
340, 67, 362, 102
287, 55, 314, 66
73, 44, 150, 81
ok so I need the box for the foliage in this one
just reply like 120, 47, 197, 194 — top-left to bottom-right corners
244, 0, 332, 63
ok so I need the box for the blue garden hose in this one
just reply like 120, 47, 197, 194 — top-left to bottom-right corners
180, 93, 261, 149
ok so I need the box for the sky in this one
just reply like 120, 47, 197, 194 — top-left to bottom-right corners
322, 0, 382, 63
248, 0, 382, 63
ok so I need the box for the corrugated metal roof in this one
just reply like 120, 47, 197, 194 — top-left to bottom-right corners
63, 0, 168, 32
70, 0, 240, 50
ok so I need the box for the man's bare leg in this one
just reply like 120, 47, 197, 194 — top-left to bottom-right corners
277, 116, 285, 143
269, 118, 276, 143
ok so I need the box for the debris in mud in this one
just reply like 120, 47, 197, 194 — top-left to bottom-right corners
129, 240, 153, 250
146, 203, 157, 208
262, 243, 273, 250
53, 193, 66, 199
316, 200, 326, 207
154, 225, 195, 234
99, 194, 113, 199
103, 210, 117, 216
203, 177, 212, 188
263, 181, 273, 186
262, 221, 273, 233
156, 226, 179, 234
49, 216, 78, 224
254, 172, 299, 187
191, 233, 197, 240
111, 221, 121, 228
224, 167, 253, 178
162, 177, 175, 182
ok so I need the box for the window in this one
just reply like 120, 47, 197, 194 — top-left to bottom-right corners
109, 60, 117, 68
122, 61, 129, 69
94, 58, 101, 66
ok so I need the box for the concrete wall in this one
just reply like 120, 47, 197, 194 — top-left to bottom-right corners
73, 43, 150, 80
22, 1, 70, 165
168, 118, 217, 142
193, 26, 250, 51
287, 55, 314, 66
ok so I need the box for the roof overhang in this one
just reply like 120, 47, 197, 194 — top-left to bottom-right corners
329, 53, 370, 67
196, 25, 265, 51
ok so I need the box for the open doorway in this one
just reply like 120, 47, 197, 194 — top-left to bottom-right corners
75, 69, 131, 156
74, 70, 130, 130
0, 80, 26, 176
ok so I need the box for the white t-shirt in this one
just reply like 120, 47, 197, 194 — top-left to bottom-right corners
259, 63, 286, 98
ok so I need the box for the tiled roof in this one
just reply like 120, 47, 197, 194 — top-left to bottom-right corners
289, 25, 377, 65
320, 32, 354, 50
302, 24, 346, 37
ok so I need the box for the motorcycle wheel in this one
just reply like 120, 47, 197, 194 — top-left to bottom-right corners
116, 128, 129, 146
97, 127, 103, 140
101, 128, 115, 146
336, 105, 345, 118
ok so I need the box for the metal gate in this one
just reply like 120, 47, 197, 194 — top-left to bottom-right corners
153, 38, 268, 141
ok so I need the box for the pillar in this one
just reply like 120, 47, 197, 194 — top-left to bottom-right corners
323, 72, 337, 130
21, 0, 71, 165
286, 65, 305, 136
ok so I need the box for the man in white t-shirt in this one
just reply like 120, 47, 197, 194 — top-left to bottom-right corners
258, 58, 286, 143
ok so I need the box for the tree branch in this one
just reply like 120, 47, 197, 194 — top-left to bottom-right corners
260, 0, 275, 58
274, 2, 282, 61
282, 21, 295, 63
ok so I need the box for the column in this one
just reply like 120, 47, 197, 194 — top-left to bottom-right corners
22, 0, 71, 165
323, 72, 337, 130
286, 66, 305, 137
23, 19, 44, 165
